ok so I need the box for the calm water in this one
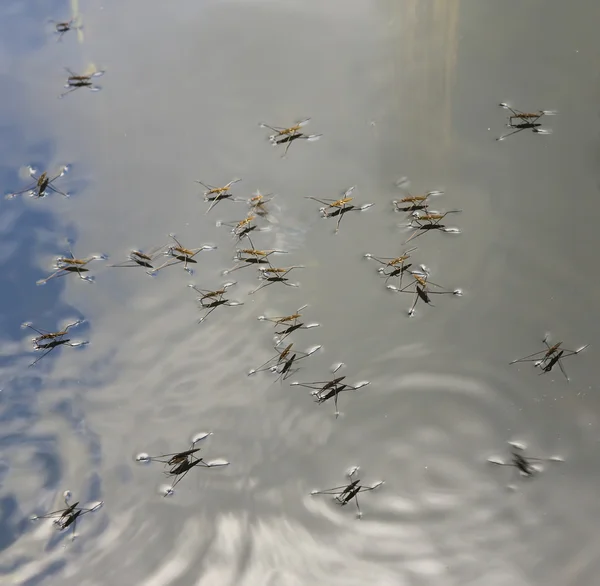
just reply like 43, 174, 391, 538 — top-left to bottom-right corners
1, 1, 600, 584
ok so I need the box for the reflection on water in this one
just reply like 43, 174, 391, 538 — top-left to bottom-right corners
1, 0, 600, 584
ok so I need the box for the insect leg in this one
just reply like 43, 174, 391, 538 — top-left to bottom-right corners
59, 86, 81, 99
47, 183, 68, 197
408, 291, 420, 316
496, 127, 526, 141
36, 268, 69, 285
28, 347, 55, 367
205, 193, 223, 215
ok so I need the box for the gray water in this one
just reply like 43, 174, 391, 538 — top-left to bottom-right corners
1, 0, 600, 584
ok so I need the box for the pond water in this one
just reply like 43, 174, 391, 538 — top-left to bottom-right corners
1, 1, 600, 584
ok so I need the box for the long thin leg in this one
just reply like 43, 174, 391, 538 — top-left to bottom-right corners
282, 133, 295, 158
205, 194, 224, 215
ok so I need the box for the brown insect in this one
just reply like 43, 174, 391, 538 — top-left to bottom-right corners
291, 363, 369, 417
387, 267, 462, 316
257, 303, 320, 342
311, 467, 383, 518
248, 342, 321, 382
306, 186, 374, 234
247, 190, 274, 217
136, 433, 229, 496
249, 260, 304, 295
259, 118, 322, 157
31, 491, 103, 541
49, 17, 82, 41
364, 246, 417, 287
216, 214, 266, 242
223, 236, 288, 275
196, 178, 242, 214
488, 442, 563, 487
188, 282, 243, 323
148, 234, 216, 276
108, 244, 167, 269
5, 165, 69, 199
510, 335, 589, 381
402, 210, 461, 245
36, 242, 106, 285
392, 178, 444, 212
60, 68, 105, 98
497, 103, 556, 141
22, 319, 88, 366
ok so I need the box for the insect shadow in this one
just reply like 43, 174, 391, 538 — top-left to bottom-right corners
496, 103, 556, 141
291, 363, 369, 417
488, 442, 563, 488
188, 282, 243, 323
5, 165, 69, 200
22, 319, 88, 367
510, 335, 589, 381
311, 466, 383, 518
30, 490, 103, 541
136, 432, 229, 496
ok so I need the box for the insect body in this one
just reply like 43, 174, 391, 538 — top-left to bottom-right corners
497, 103, 556, 141
31, 491, 103, 540
60, 68, 105, 98
311, 467, 383, 518
509, 335, 589, 381
136, 433, 229, 496
6, 166, 69, 199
